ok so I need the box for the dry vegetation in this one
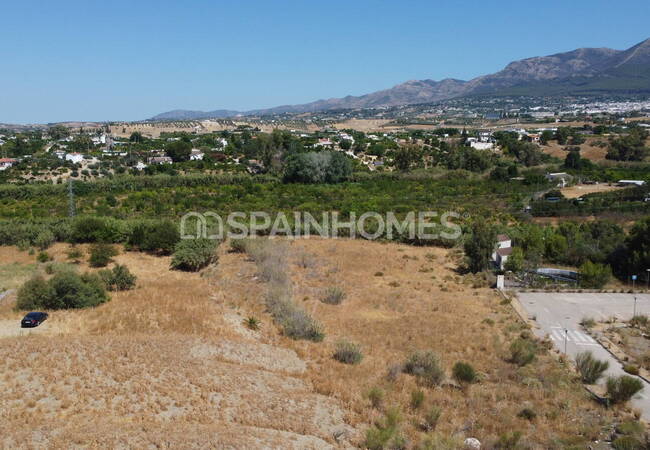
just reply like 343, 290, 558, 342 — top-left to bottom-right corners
0, 239, 620, 448
541, 137, 610, 162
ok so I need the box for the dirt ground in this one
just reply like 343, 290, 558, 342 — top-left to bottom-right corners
0, 240, 620, 448
541, 138, 610, 162
560, 183, 625, 199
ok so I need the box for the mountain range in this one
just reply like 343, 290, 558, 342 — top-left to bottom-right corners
152, 38, 650, 120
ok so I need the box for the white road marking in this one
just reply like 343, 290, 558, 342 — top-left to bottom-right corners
549, 328, 598, 346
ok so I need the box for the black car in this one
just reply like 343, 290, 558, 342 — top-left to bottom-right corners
21, 312, 48, 328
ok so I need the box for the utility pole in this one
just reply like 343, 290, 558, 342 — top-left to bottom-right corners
634, 296, 638, 318
68, 178, 76, 217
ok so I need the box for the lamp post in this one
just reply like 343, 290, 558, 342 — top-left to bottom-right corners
646, 269, 649, 291
634, 296, 638, 318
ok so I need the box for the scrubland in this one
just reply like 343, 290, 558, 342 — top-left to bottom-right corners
0, 239, 623, 448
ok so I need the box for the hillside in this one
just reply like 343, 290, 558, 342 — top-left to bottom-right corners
0, 240, 617, 448
152, 38, 650, 120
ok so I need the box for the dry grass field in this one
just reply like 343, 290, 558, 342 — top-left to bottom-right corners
0, 239, 624, 448
560, 183, 625, 199
541, 138, 610, 162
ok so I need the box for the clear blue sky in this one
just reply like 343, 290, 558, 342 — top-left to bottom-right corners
1, 0, 649, 123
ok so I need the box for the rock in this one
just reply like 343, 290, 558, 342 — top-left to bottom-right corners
464, 437, 481, 449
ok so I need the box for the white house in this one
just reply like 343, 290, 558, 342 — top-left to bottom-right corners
190, 149, 205, 161
470, 141, 494, 150
65, 153, 84, 164
492, 234, 513, 270
147, 156, 173, 165
317, 138, 334, 147
0, 158, 17, 170
91, 134, 107, 145
618, 180, 646, 187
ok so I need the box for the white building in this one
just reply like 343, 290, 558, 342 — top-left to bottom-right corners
492, 234, 513, 270
470, 141, 494, 150
65, 153, 84, 164
0, 158, 16, 170
190, 149, 205, 161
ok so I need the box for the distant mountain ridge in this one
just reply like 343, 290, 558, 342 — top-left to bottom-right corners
151, 38, 650, 120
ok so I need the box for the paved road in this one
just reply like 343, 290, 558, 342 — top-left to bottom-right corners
518, 292, 650, 417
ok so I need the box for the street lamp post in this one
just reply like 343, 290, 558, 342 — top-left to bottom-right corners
646, 269, 649, 291
564, 328, 568, 355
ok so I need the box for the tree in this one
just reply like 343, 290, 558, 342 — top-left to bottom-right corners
564, 147, 583, 169
393, 144, 422, 171
170, 238, 219, 271
579, 261, 612, 289
88, 243, 118, 268
540, 130, 554, 145
504, 247, 525, 272
49, 125, 70, 140
606, 128, 649, 161
165, 140, 192, 162
129, 131, 144, 143
16, 272, 109, 310
464, 222, 496, 273
623, 217, 650, 279
339, 139, 352, 150
556, 127, 571, 145
283, 151, 352, 183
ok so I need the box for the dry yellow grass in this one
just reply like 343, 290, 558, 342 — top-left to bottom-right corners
0, 239, 624, 448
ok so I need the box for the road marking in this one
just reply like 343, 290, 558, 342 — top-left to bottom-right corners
549, 328, 599, 346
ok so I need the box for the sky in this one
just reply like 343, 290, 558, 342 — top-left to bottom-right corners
1, 0, 649, 124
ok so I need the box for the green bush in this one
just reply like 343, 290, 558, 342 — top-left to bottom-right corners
410, 390, 425, 410
420, 406, 442, 432
452, 361, 477, 384
66, 246, 83, 263
229, 238, 247, 253
170, 238, 218, 271
517, 407, 536, 421
612, 436, 643, 450
333, 340, 363, 365
367, 386, 384, 409
265, 288, 325, 341
128, 220, 179, 254
575, 351, 609, 384
16, 272, 109, 310
579, 261, 612, 289
99, 264, 137, 291
36, 251, 52, 263
606, 375, 644, 404
16, 277, 55, 310
623, 364, 640, 376
509, 338, 537, 366
33, 230, 55, 250
496, 431, 523, 449
321, 286, 346, 305
88, 243, 118, 268
403, 350, 445, 386
365, 407, 403, 450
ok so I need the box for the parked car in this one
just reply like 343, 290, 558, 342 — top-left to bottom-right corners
20, 312, 48, 328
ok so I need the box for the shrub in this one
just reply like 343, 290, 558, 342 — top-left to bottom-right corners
333, 340, 363, 365
575, 351, 609, 384
36, 251, 52, 263
580, 317, 596, 329
452, 361, 477, 384
16, 272, 109, 310
612, 436, 643, 450
606, 375, 644, 404
229, 238, 247, 253
33, 230, 55, 250
410, 390, 425, 410
579, 261, 612, 289
128, 220, 179, 254
170, 238, 218, 271
321, 286, 346, 305
66, 246, 83, 264
16, 277, 55, 310
99, 264, 137, 291
517, 407, 536, 421
364, 408, 404, 450
88, 243, 118, 268
244, 316, 260, 330
420, 406, 442, 432
403, 350, 445, 386
496, 431, 523, 449
509, 338, 537, 366
623, 364, 640, 376
266, 291, 324, 341
367, 387, 384, 409
630, 315, 649, 329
